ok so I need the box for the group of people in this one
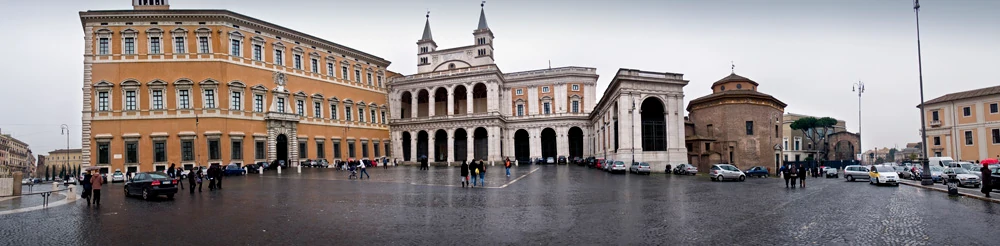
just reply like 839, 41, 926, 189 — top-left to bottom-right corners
779, 163, 808, 188
459, 159, 488, 188
344, 159, 370, 180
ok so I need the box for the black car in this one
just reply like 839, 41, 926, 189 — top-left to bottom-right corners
572, 156, 584, 166
246, 164, 261, 174
558, 156, 568, 164
124, 172, 178, 200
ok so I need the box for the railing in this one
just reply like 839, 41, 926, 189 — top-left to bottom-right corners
391, 66, 498, 84
929, 120, 942, 127
392, 112, 501, 124
503, 66, 597, 79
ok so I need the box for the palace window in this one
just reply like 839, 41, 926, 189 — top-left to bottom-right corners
316, 142, 325, 159
174, 37, 185, 54
572, 84, 580, 91
367, 73, 373, 86
230, 91, 242, 111
543, 102, 551, 114
746, 121, 754, 135
358, 108, 365, 122
311, 58, 319, 73
125, 141, 138, 164
348, 142, 356, 158
150, 37, 161, 54
203, 89, 216, 108
230, 38, 241, 56
275, 49, 284, 66
331, 104, 338, 120
124, 37, 135, 54
374, 142, 380, 157
354, 70, 361, 83
277, 97, 285, 113
542, 86, 550, 93
294, 54, 302, 69
97, 142, 110, 164
255, 141, 266, 160
208, 139, 220, 160
254, 94, 264, 112
371, 109, 377, 123
963, 107, 971, 117
231, 140, 242, 160
516, 104, 524, 116
98, 38, 109, 55
154, 141, 166, 163
991, 103, 999, 114
314, 102, 322, 118
572, 100, 580, 113
198, 36, 209, 53
151, 90, 164, 110
296, 100, 304, 116
327, 63, 335, 77
345, 106, 352, 121
516, 89, 523, 95
965, 131, 974, 145
934, 136, 941, 145
178, 89, 190, 109
377, 76, 383, 87
342, 66, 349, 81
333, 140, 341, 158
419, 57, 428, 64
253, 44, 262, 61
380, 111, 386, 124
97, 91, 109, 111
361, 141, 369, 157
992, 129, 999, 144
932, 111, 939, 121
124, 90, 137, 111
299, 142, 307, 158
181, 140, 194, 161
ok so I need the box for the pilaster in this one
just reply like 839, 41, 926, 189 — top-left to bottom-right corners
447, 128, 455, 164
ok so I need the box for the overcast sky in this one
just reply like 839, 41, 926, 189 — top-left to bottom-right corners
0, 0, 997, 156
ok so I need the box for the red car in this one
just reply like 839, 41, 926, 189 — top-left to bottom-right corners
595, 158, 606, 169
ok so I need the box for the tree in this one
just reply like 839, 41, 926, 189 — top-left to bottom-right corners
44, 166, 50, 181
887, 148, 898, 162
909, 153, 918, 161
790, 117, 838, 163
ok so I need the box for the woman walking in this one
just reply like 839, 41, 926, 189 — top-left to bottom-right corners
81, 171, 93, 205
798, 165, 807, 188
460, 160, 470, 188
478, 160, 487, 187
188, 168, 197, 194
195, 167, 205, 192
89, 170, 104, 206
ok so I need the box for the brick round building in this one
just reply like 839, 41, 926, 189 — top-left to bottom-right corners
684, 73, 787, 172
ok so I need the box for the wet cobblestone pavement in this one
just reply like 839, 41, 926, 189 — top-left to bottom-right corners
2, 165, 1000, 245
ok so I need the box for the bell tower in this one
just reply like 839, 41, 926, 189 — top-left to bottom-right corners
416, 11, 437, 70
133, 0, 170, 10
473, 2, 494, 61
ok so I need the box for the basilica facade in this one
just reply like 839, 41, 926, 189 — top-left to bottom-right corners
388, 6, 689, 171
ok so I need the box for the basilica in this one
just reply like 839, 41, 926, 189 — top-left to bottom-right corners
388, 6, 689, 171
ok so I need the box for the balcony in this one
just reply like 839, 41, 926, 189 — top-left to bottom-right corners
929, 120, 941, 127
391, 112, 502, 124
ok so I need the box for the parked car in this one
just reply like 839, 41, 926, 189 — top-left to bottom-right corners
630, 162, 651, 175
710, 164, 746, 182
21, 178, 31, 185
245, 164, 260, 174
957, 163, 981, 178
923, 166, 945, 183
314, 159, 329, 168
990, 168, 1000, 191
673, 164, 698, 175
63, 177, 77, 186
111, 170, 126, 183
744, 166, 769, 178
604, 159, 615, 171
594, 158, 605, 169
843, 165, 870, 182
573, 157, 584, 166
257, 161, 270, 170
124, 172, 178, 200
223, 164, 246, 176
942, 167, 980, 188
868, 165, 901, 186
609, 161, 627, 174
557, 156, 568, 164
824, 167, 839, 178
893, 166, 912, 180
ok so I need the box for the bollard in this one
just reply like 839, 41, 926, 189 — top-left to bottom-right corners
244, 167, 248, 175
259, 166, 263, 175
297, 164, 302, 173
278, 166, 282, 174
67, 185, 77, 201
52, 182, 58, 192
515, 160, 519, 167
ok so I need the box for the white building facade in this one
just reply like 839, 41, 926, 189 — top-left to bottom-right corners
388, 6, 688, 170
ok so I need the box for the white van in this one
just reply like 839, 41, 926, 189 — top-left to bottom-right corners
928, 157, 954, 168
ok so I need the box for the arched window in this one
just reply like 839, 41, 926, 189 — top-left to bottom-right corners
640, 97, 667, 151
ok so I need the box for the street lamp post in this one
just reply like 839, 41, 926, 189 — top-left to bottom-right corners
852, 81, 864, 165
630, 92, 636, 167
914, 0, 933, 185
60, 124, 69, 179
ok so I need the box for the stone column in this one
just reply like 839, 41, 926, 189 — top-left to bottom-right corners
557, 126, 569, 157
429, 90, 436, 117
411, 91, 418, 119
428, 131, 436, 163
466, 133, 475, 162
410, 131, 418, 162
447, 87, 455, 116
529, 127, 541, 159
488, 126, 502, 162
466, 89, 474, 114
447, 128, 455, 165
487, 83, 498, 114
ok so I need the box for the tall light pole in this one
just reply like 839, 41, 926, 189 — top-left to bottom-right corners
914, 0, 933, 185
61, 124, 70, 179
852, 81, 864, 164
630, 92, 636, 167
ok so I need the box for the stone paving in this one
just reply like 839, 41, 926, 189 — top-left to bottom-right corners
2, 165, 1000, 245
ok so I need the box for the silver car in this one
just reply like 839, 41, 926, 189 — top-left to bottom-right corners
710, 164, 746, 182
843, 165, 870, 182
673, 163, 698, 175
943, 167, 980, 188
604, 159, 614, 171
630, 162, 651, 175
610, 161, 627, 174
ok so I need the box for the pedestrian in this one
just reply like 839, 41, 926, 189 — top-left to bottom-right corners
90, 170, 104, 206
81, 171, 93, 205
460, 160, 470, 188
478, 159, 486, 187
216, 165, 224, 190
798, 164, 807, 188
207, 165, 217, 191
188, 168, 197, 194
168, 163, 176, 179
384, 158, 389, 169
359, 160, 370, 179
788, 164, 798, 188
176, 166, 184, 189
982, 163, 992, 198
196, 167, 204, 192
780, 164, 790, 188
505, 157, 511, 177
470, 161, 479, 187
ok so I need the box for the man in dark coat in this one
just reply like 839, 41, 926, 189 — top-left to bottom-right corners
780, 164, 790, 188
460, 160, 470, 188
